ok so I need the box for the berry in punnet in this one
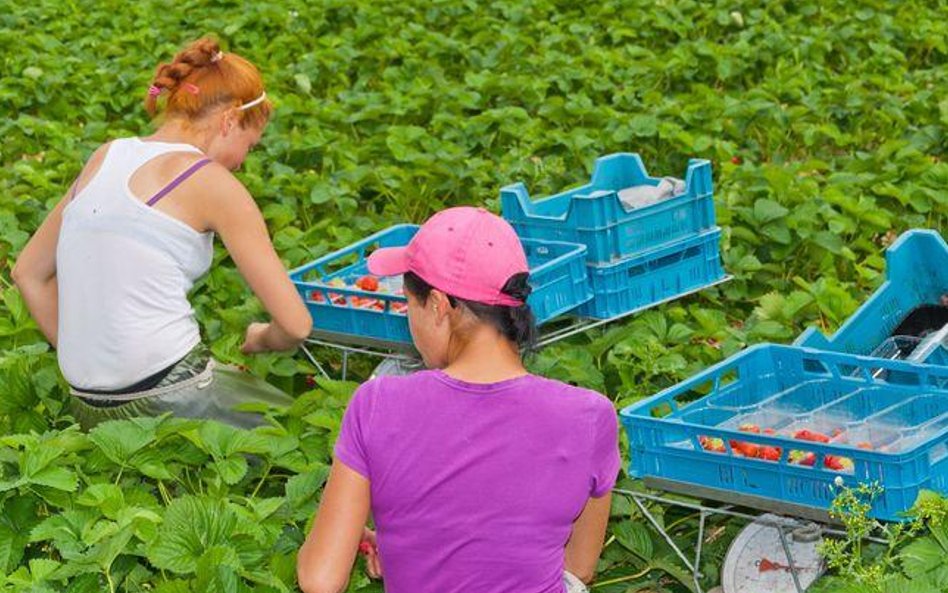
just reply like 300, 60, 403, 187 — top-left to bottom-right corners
356, 275, 380, 291
793, 429, 831, 443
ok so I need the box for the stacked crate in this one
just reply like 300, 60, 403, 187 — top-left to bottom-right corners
501, 152, 725, 319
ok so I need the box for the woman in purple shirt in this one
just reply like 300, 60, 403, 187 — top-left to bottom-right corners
297, 207, 621, 593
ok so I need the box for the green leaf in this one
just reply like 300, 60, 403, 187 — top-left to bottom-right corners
286, 465, 330, 510
651, 555, 699, 593
901, 531, 948, 580
293, 74, 312, 95
88, 524, 134, 571
250, 497, 285, 521
88, 418, 159, 466
147, 496, 240, 575
753, 199, 790, 224
76, 484, 125, 518
29, 558, 61, 582
30, 466, 78, 492
627, 114, 659, 137
748, 320, 792, 340
812, 231, 844, 255
196, 421, 269, 460
193, 545, 241, 593
215, 456, 248, 485
613, 520, 654, 561
0, 524, 25, 574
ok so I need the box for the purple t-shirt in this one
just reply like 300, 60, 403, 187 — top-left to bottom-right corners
334, 369, 621, 593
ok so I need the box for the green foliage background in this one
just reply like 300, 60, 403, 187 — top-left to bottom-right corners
0, 0, 946, 591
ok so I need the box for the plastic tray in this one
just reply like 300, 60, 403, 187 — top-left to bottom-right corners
501, 153, 716, 264
619, 344, 948, 521
289, 225, 592, 347
796, 230, 948, 363
577, 228, 725, 319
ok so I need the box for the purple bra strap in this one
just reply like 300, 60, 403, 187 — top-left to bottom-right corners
145, 158, 212, 207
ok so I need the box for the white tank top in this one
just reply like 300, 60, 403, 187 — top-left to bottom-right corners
57, 137, 214, 390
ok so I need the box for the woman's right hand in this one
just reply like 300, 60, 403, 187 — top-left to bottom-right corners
240, 322, 272, 354
359, 528, 383, 578
241, 321, 311, 354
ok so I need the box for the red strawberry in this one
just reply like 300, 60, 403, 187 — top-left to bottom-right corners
731, 156, 742, 165
730, 440, 760, 458
359, 542, 373, 555
738, 423, 761, 434
794, 429, 830, 443
789, 450, 816, 466
391, 302, 408, 314
354, 297, 382, 310
356, 275, 380, 291
823, 455, 853, 472
759, 446, 782, 461
700, 436, 726, 453
856, 442, 873, 450
763, 428, 776, 435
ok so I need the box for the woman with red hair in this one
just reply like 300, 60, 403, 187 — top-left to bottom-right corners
13, 38, 312, 428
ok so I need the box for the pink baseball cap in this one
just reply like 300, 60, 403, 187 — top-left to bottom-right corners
367, 207, 529, 307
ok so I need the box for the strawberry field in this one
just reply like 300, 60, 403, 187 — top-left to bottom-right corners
1, 1, 947, 591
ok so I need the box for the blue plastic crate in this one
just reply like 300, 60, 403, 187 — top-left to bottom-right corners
577, 228, 725, 319
501, 153, 716, 264
289, 225, 591, 347
619, 344, 948, 521
796, 230, 948, 364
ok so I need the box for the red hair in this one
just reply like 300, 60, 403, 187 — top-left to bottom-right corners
145, 37, 271, 128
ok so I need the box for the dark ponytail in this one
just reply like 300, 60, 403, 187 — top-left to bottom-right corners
403, 272, 538, 351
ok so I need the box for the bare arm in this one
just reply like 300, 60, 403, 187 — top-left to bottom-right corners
564, 492, 612, 583
297, 460, 371, 593
201, 166, 312, 351
11, 198, 63, 347
11, 145, 109, 347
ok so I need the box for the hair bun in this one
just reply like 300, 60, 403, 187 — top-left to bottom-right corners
501, 273, 532, 303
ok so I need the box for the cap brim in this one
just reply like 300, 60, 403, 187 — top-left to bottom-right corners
367, 247, 410, 276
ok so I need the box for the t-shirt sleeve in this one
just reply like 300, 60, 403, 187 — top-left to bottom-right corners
589, 397, 621, 498
333, 380, 376, 480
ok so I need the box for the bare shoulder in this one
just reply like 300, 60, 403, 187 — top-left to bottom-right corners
201, 162, 255, 207
197, 162, 262, 229
86, 142, 111, 167
73, 142, 113, 194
